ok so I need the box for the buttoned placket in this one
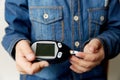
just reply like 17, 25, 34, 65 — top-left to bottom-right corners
71, 0, 83, 80
72, 0, 81, 50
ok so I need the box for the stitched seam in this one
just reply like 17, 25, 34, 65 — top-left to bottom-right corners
61, 21, 64, 42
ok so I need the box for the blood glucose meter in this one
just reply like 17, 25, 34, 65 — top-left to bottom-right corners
31, 41, 78, 64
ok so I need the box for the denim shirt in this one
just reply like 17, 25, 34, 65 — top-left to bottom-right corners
2, 0, 120, 80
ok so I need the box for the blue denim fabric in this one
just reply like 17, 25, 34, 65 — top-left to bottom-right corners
2, 0, 120, 80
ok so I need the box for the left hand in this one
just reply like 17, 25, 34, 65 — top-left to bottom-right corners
70, 39, 105, 73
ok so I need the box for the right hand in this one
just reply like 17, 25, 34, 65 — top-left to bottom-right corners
15, 40, 49, 75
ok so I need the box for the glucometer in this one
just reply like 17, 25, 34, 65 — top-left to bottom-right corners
31, 41, 79, 64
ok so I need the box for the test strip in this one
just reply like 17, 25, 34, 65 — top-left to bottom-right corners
70, 50, 79, 55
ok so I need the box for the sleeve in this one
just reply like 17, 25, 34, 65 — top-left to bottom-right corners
97, 0, 120, 59
2, 0, 31, 59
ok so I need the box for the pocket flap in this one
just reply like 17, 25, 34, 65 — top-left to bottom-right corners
30, 7, 63, 24
88, 8, 107, 25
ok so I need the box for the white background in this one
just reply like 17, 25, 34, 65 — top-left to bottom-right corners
0, 0, 120, 80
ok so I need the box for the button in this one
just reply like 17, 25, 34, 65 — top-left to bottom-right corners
75, 41, 80, 47
57, 52, 63, 58
74, 16, 79, 21
43, 13, 49, 19
100, 16, 104, 21
58, 43, 62, 48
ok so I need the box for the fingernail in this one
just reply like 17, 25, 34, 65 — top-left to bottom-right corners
44, 63, 49, 67
75, 52, 82, 56
42, 61, 49, 67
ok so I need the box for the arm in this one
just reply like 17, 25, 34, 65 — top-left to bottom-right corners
97, 0, 120, 59
2, 0, 49, 74
2, 0, 31, 58
70, 0, 120, 73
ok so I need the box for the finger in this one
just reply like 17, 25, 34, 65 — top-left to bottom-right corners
17, 52, 49, 75
70, 56, 101, 74
70, 59, 100, 74
70, 55, 83, 65
16, 49, 48, 74
70, 65, 83, 73
70, 59, 91, 73
16, 60, 49, 75
75, 52, 100, 62
75, 52, 85, 59
70, 55, 96, 69
30, 61, 49, 74
70, 64, 91, 73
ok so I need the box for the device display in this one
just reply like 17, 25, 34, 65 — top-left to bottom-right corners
36, 43, 55, 57
31, 41, 58, 60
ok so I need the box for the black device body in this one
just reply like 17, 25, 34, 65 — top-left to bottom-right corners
31, 41, 72, 64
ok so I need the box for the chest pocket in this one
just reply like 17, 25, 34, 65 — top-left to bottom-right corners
88, 8, 107, 38
29, 6, 64, 41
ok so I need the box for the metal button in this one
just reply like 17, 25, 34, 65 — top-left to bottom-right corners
100, 16, 105, 21
75, 41, 80, 47
74, 16, 79, 21
43, 13, 49, 19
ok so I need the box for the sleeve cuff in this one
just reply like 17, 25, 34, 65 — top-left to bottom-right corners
7, 38, 30, 60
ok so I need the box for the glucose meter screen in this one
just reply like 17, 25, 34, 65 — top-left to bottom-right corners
36, 43, 55, 57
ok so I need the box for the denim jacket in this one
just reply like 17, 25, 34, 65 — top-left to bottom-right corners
2, 0, 120, 80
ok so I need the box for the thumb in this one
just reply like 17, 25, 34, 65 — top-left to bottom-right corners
85, 39, 102, 53
23, 41, 35, 61
16, 40, 36, 61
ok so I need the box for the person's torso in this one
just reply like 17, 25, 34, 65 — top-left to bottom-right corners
27, 0, 108, 79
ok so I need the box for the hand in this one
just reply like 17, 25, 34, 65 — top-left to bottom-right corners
70, 39, 105, 73
15, 40, 49, 75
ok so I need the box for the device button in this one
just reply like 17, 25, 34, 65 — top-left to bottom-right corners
57, 52, 63, 58
58, 43, 62, 48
